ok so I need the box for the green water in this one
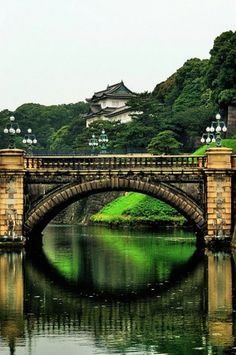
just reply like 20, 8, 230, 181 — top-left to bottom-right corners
0, 225, 235, 354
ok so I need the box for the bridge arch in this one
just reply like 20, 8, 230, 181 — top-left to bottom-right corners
24, 177, 206, 242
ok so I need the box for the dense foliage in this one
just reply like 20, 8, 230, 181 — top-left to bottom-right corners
147, 130, 182, 154
0, 31, 235, 153
0, 102, 88, 151
206, 30, 236, 106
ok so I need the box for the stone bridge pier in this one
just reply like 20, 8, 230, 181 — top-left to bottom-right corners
0, 149, 25, 239
205, 147, 234, 247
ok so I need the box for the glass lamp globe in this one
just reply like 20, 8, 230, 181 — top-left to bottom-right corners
3, 128, 8, 134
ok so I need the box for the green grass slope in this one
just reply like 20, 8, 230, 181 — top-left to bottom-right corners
91, 192, 186, 226
193, 138, 236, 155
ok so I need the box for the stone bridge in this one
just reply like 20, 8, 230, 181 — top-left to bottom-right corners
0, 147, 235, 247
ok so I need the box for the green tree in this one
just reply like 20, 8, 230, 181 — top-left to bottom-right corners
49, 126, 71, 151
206, 30, 236, 106
169, 105, 216, 151
147, 130, 182, 154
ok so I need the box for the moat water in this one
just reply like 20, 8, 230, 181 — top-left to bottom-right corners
0, 224, 236, 355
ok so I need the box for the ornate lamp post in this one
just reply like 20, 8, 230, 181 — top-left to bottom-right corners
22, 128, 37, 155
88, 133, 98, 154
98, 129, 109, 154
3, 116, 21, 149
201, 113, 228, 240
201, 113, 227, 147
200, 129, 216, 145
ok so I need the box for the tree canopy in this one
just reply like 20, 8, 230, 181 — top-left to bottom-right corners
206, 30, 236, 106
147, 130, 182, 154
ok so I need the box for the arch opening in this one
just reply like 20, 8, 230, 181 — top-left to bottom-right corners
24, 177, 206, 242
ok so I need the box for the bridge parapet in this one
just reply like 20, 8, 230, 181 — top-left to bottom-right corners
24, 154, 206, 172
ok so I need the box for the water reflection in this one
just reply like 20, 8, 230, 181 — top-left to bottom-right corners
0, 226, 236, 354
0, 252, 24, 354
207, 252, 234, 347
35, 225, 200, 298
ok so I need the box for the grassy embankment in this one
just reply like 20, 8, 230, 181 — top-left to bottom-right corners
91, 192, 186, 227
193, 139, 236, 155
91, 139, 236, 227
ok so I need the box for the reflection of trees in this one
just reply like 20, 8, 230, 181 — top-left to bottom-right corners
24, 248, 205, 354
0, 241, 235, 354
42, 225, 198, 295
24, 250, 236, 353
28, 246, 203, 299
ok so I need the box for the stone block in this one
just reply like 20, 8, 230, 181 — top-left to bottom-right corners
206, 148, 232, 169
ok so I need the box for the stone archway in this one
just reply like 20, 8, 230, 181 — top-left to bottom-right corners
24, 177, 206, 242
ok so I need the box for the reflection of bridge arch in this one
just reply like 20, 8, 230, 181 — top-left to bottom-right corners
24, 248, 205, 353
26, 246, 203, 300
24, 177, 206, 242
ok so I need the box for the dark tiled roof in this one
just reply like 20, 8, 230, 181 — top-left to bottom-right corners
86, 81, 135, 102
86, 105, 130, 119
105, 106, 130, 117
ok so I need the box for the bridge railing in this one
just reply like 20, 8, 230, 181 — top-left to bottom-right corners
24, 154, 206, 171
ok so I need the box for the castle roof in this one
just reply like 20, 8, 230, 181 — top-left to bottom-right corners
86, 81, 135, 103
86, 106, 129, 118
86, 105, 130, 119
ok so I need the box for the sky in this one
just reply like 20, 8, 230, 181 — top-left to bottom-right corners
0, 0, 235, 111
